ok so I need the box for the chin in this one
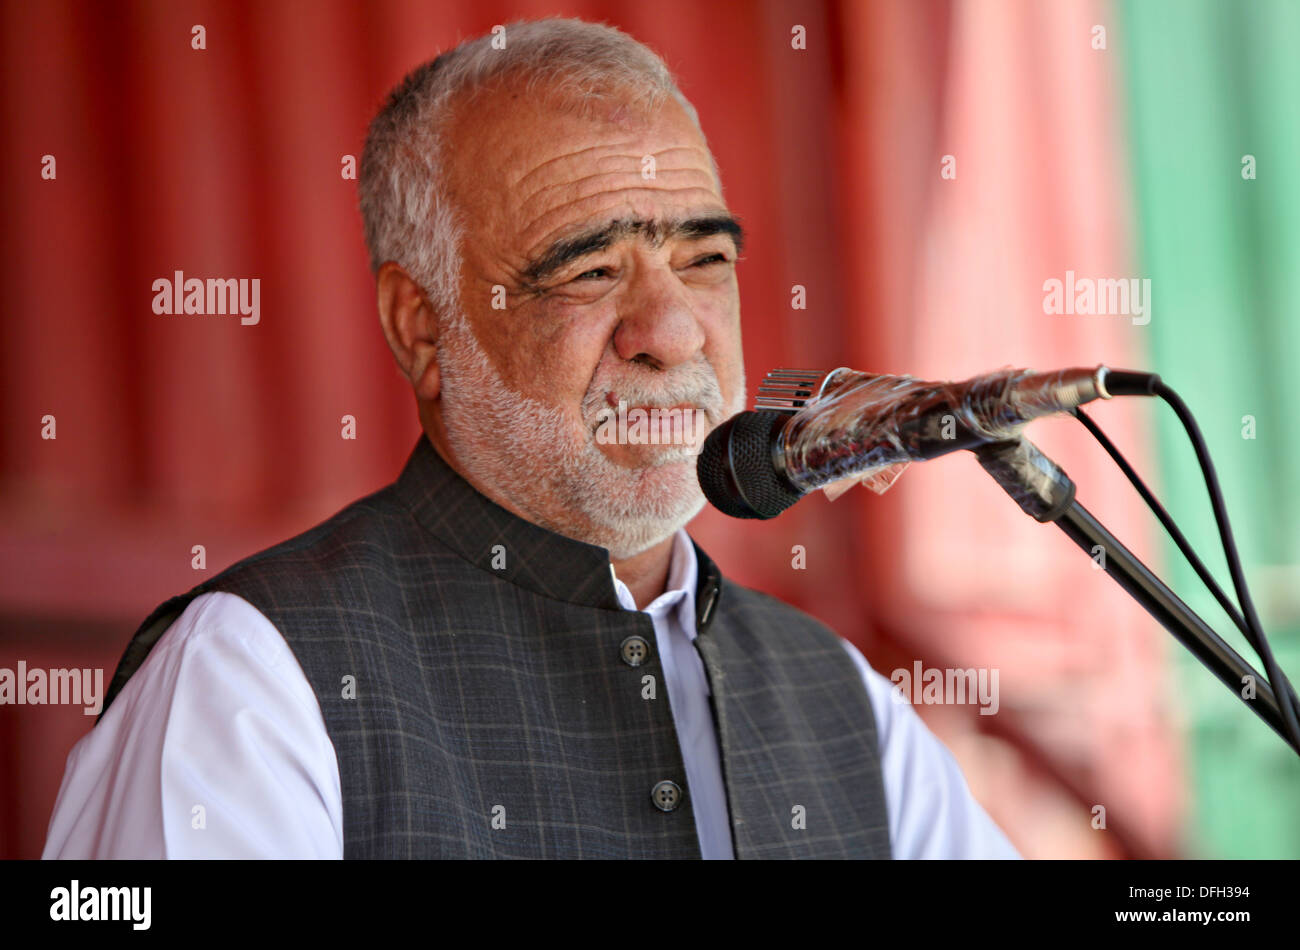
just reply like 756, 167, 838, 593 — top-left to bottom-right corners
579, 467, 708, 560
596, 498, 706, 560
597, 442, 704, 470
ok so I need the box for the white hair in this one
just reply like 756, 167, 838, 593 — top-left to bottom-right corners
358, 17, 715, 320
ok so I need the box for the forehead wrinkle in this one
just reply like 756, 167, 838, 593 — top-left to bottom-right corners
510, 140, 647, 191
512, 143, 719, 211
515, 144, 717, 198
516, 166, 718, 226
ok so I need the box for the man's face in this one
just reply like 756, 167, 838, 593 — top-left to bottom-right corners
429, 78, 746, 558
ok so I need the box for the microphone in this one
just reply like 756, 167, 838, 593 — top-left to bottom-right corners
697, 364, 1160, 519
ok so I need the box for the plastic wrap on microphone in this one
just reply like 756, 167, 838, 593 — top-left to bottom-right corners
783, 366, 1098, 501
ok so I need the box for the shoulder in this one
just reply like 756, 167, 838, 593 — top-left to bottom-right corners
46, 591, 342, 858
835, 637, 1022, 858
197, 482, 468, 606
212, 485, 411, 579
106, 590, 322, 728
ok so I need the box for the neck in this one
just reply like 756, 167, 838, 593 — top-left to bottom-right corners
611, 535, 675, 610
419, 411, 677, 608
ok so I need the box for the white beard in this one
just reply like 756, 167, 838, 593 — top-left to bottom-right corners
435, 314, 743, 559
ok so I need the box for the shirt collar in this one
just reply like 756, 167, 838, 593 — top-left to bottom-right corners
610, 528, 700, 638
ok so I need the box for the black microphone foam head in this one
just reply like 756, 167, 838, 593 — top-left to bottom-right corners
697, 410, 805, 519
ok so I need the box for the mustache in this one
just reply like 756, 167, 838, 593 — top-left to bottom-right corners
580, 360, 726, 427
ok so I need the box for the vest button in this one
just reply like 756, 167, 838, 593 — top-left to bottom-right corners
651, 780, 683, 812
620, 635, 650, 667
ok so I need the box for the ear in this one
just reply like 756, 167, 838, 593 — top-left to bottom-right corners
377, 262, 442, 401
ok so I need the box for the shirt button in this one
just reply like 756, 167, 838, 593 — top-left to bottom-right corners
620, 635, 650, 667
651, 780, 683, 812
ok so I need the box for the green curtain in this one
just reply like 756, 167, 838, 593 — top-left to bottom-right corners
1118, 0, 1300, 857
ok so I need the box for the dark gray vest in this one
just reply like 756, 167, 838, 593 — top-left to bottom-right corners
101, 435, 891, 858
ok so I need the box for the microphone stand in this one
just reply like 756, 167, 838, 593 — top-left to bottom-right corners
974, 438, 1300, 757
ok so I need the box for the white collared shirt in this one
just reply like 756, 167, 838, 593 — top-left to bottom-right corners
43, 528, 1020, 860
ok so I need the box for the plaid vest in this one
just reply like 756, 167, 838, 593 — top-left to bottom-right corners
101, 435, 891, 858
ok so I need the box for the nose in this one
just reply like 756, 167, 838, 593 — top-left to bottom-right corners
611, 261, 707, 371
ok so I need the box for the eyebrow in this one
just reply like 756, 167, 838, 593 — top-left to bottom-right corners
520, 214, 745, 286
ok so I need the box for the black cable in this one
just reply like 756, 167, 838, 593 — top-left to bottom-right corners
1072, 389, 1300, 750
1073, 407, 1253, 642
1153, 382, 1300, 748
1074, 406, 1300, 723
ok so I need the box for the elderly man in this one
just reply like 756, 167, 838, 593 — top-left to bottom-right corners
44, 18, 1019, 859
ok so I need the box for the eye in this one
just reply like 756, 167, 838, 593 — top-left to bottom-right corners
574, 266, 613, 281
691, 253, 731, 267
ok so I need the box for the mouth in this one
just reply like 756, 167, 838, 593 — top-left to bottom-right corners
589, 392, 716, 452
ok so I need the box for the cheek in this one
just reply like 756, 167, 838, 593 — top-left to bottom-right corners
698, 289, 744, 376
493, 301, 615, 404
